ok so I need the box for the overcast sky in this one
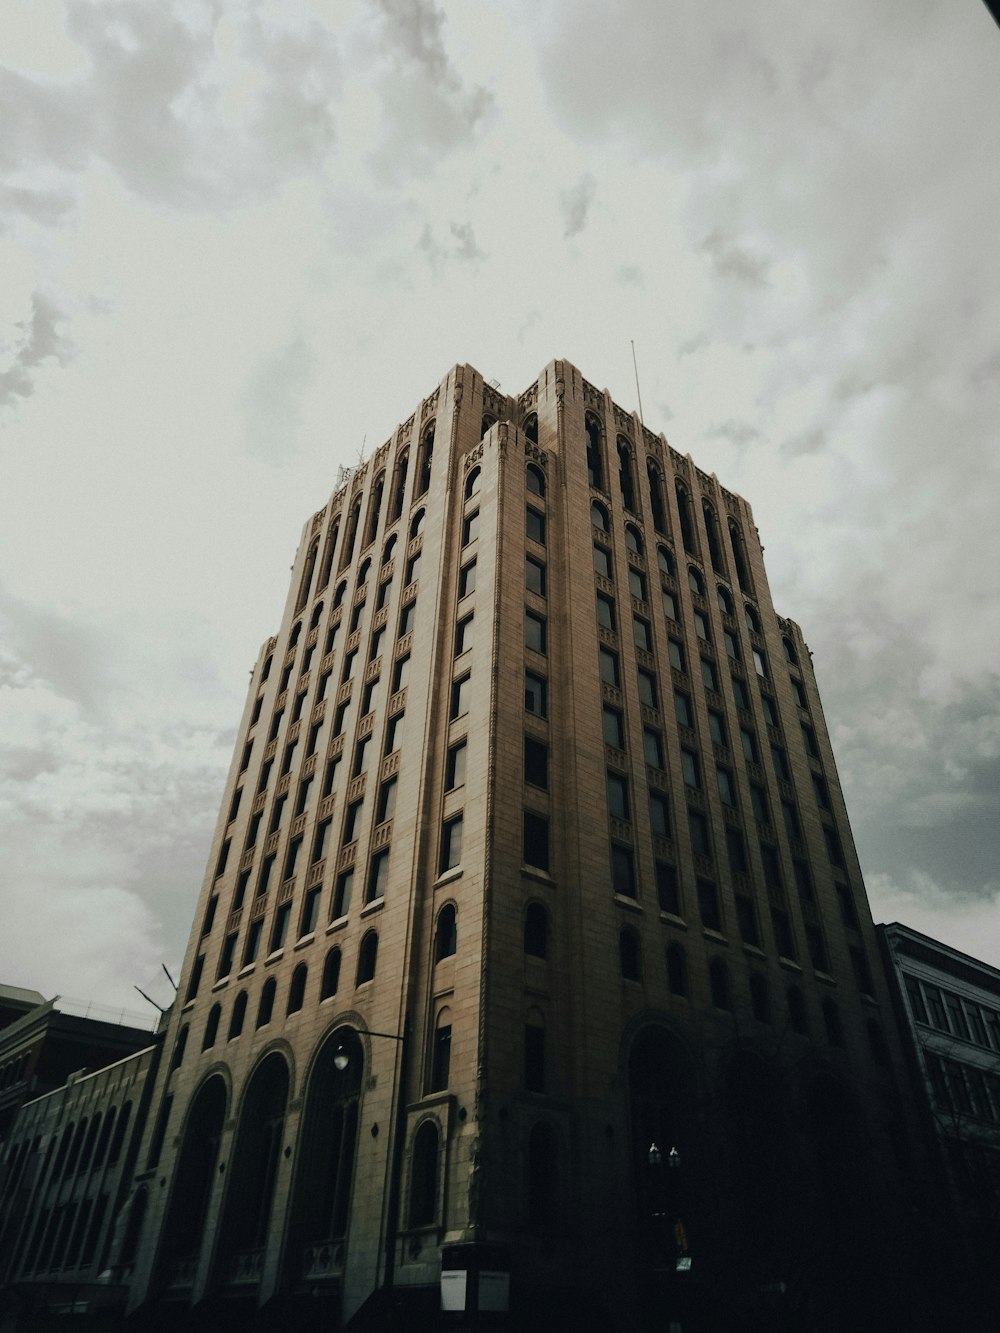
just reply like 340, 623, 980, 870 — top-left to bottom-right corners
1, 0, 998, 1016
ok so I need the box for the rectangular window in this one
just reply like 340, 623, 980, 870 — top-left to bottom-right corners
392, 654, 410, 693
352, 735, 371, 778
697, 879, 722, 932
716, 767, 736, 807
850, 946, 874, 996
753, 648, 768, 678
440, 815, 463, 873
741, 728, 758, 763
596, 593, 616, 630
322, 754, 340, 798
295, 776, 313, 817
801, 722, 819, 757
300, 886, 321, 938
523, 810, 550, 871
526, 555, 546, 595
343, 798, 363, 843
333, 701, 349, 736
655, 861, 680, 914
384, 713, 403, 754
599, 647, 620, 687
649, 792, 670, 838
243, 920, 263, 966
668, 639, 685, 672
258, 854, 276, 897
688, 810, 711, 857
451, 674, 471, 719
761, 693, 778, 727
644, 728, 665, 770
708, 710, 726, 747
271, 902, 291, 952
760, 842, 783, 887
612, 845, 636, 898
662, 590, 678, 621
735, 894, 759, 946
367, 848, 390, 903
750, 784, 769, 822
633, 616, 652, 652
906, 978, 928, 1025
629, 568, 647, 601
239, 741, 253, 772
824, 825, 844, 866
291, 692, 306, 724
674, 690, 693, 728
234, 870, 251, 910
723, 629, 740, 660
781, 800, 801, 840
217, 932, 237, 979
269, 794, 287, 835
312, 818, 332, 864
463, 509, 480, 546
431, 1024, 452, 1092
638, 669, 658, 709
607, 771, 630, 820
525, 737, 548, 789
455, 613, 474, 656
681, 748, 700, 788
525, 671, 548, 717
376, 578, 391, 611
792, 677, 808, 709
284, 836, 303, 880
307, 721, 322, 756
280, 741, 297, 776
332, 868, 353, 919
603, 705, 625, 748
701, 658, 718, 692
694, 611, 710, 641
524, 1025, 545, 1092
349, 602, 364, 634
814, 774, 831, 810
257, 759, 273, 793
405, 551, 421, 585
525, 610, 547, 654
459, 560, 477, 598
398, 603, 416, 638
377, 776, 397, 823
341, 649, 357, 684
525, 507, 545, 544
726, 826, 748, 875
445, 742, 467, 791
593, 544, 612, 578
771, 745, 790, 782
771, 907, 795, 959
361, 679, 378, 715
215, 839, 230, 877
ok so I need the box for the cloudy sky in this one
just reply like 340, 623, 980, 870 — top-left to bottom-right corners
1, 0, 998, 1015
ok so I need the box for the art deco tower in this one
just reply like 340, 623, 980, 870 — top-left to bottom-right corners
127, 361, 919, 1330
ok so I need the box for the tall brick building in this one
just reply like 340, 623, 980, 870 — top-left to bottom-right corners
120, 361, 926, 1330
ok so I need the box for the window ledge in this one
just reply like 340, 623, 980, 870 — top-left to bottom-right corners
742, 944, 767, 961
435, 868, 463, 889
294, 934, 315, 951
211, 977, 230, 992
237, 964, 256, 979
660, 911, 687, 930
361, 898, 385, 917
613, 894, 643, 913
702, 928, 728, 946
521, 866, 555, 887
265, 949, 285, 967
326, 916, 349, 934
779, 956, 805, 974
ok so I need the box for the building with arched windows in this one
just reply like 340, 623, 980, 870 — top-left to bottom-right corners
0, 362, 949, 1330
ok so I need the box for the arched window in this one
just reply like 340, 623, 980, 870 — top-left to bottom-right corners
321, 947, 341, 999
480, 414, 496, 439
687, 566, 705, 597
717, 584, 733, 616
787, 986, 807, 1035
744, 603, 761, 634
728, 517, 752, 593
79, 1114, 100, 1176
522, 413, 538, 444
823, 998, 844, 1047
675, 480, 696, 554
465, 466, 481, 500
154, 1076, 226, 1287
357, 557, 371, 589
666, 943, 687, 997
260, 653, 273, 683
750, 974, 770, 1024
409, 1120, 440, 1226
318, 518, 339, 591
585, 414, 604, 490
410, 508, 425, 540
170, 1024, 188, 1071
214, 1054, 288, 1263
202, 1004, 221, 1051
256, 977, 276, 1028
709, 958, 730, 1010
618, 438, 636, 513
702, 500, 724, 573
526, 463, 546, 497
228, 991, 248, 1039
435, 904, 457, 962
619, 927, 641, 981
783, 636, 798, 666
310, 600, 325, 630
289, 621, 302, 649
333, 579, 348, 609
647, 459, 667, 534
356, 930, 378, 985
657, 545, 675, 577
65, 1119, 86, 1176
109, 1102, 131, 1164
524, 902, 549, 958
390, 450, 409, 522
365, 471, 385, 547
527, 1121, 558, 1229
296, 538, 319, 613
340, 496, 362, 571
94, 1110, 115, 1169
430, 1007, 452, 1092
591, 500, 609, 531
625, 523, 643, 554
287, 963, 308, 1014
416, 423, 434, 497
382, 533, 397, 566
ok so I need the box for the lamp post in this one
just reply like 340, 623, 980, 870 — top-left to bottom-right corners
333, 1021, 409, 1321
647, 1143, 688, 1333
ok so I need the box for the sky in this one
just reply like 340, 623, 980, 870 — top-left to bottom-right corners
1, 0, 998, 1016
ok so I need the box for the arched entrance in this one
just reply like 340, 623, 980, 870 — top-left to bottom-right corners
155, 1075, 227, 1294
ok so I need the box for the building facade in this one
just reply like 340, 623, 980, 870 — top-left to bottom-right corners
115, 361, 930, 1330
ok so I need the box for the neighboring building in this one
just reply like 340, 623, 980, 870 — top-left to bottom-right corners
878, 923, 1000, 1285
104, 361, 931, 1329
0, 985, 45, 1034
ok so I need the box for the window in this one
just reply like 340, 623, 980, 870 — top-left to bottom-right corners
524, 903, 549, 958
731, 676, 750, 710
430, 1009, 452, 1091
525, 671, 548, 716
708, 710, 726, 746
526, 556, 546, 596
801, 723, 819, 758
700, 658, 718, 692
526, 508, 546, 544
694, 610, 709, 641
526, 463, 545, 496
759, 842, 782, 888
740, 728, 758, 764
698, 879, 722, 932
607, 771, 630, 820
586, 414, 603, 489
649, 792, 670, 838
343, 798, 363, 843
667, 943, 687, 996
525, 737, 548, 788
625, 523, 643, 553
446, 741, 467, 791
750, 784, 769, 823
688, 566, 705, 596
228, 991, 248, 1038
612, 845, 636, 897
243, 919, 263, 967
619, 928, 641, 981
761, 693, 778, 727
451, 674, 471, 719
202, 1004, 221, 1051
284, 835, 304, 879
435, 904, 457, 961
525, 610, 547, 654
638, 669, 658, 708
462, 509, 480, 546
629, 569, 648, 602
356, 930, 378, 984
591, 500, 609, 530
716, 767, 736, 807
271, 902, 291, 953
823, 999, 844, 1047
440, 815, 463, 873
781, 800, 801, 840
599, 648, 620, 687
300, 886, 321, 938
723, 629, 739, 661
602, 706, 625, 748
744, 603, 761, 633
771, 745, 790, 782
717, 585, 733, 615
409, 1122, 440, 1228
596, 593, 616, 630
466, 466, 482, 499
332, 868, 353, 919
523, 811, 550, 872
787, 986, 808, 1035
725, 826, 748, 875
735, 894, 760, 946
392, 654, 410, 693
752, 648, 768, 678
688, 810, 710, 857
674, 690, 693, 728
792, 676, 808, 709
710, 958, 730, 1010
524, 1021, 545, 1093
384, 714, 403, 754
662, 590, 679, 621
633, 616, 652, 651
644, 728, 665, 769
405, 550, 421, 585
287, 964, 307, 1014
398, 602, 416, 639
668, 638, 685, 672
593, 544, 612, 578
455, 613, 474, 656
750, 975, 771, 1024
814, 774, 831, 809
681, 748, 700, 788
783, 636, 798, 665
376, 578, 392, 612
321, 947, 341, 999
459, 561, 477, 598
367, 848, 390, 902
656, 861, 680, 914
256, 978, 276, 1028
217, 932, 237, 979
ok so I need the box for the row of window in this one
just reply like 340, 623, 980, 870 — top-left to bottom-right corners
926, 1052, 1000, 1125
907, 976, 1000, 1051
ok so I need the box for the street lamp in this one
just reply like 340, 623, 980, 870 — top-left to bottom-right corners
333, 1027, 405, 1071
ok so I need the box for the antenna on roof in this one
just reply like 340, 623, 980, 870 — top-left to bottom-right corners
161, 964, 177, 991
631, 340, 645, 427
135, 985, 166, 1014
